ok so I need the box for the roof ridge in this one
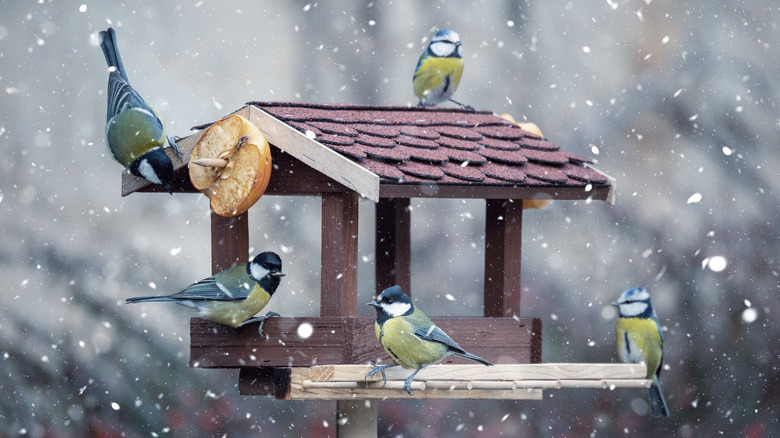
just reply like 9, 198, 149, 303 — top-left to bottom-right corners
247, 100, 494, 115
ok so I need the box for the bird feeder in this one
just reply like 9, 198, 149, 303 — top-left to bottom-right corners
123, 102, 647, 436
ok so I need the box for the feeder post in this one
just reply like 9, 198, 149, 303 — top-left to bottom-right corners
484, 199, 523, 317
210, 211, 249, 274
375, 197, 411, 296
321, 191, 377, 436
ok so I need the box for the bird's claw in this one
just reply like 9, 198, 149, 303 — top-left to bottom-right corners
168, 135, 184, 162
403, 375, 416, 396
365, 362, 392, 387
242, 311, 280, 338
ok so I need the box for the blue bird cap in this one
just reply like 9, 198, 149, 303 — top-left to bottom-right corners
432, 29, 460, 43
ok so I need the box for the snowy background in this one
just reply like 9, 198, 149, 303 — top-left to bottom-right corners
1, 0, 778, 436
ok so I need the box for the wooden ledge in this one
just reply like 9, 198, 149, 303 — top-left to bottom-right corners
190, 316, 542, 369
239, 363, 650, 400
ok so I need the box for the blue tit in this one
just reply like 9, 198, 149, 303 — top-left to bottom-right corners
614, 287, 670, 418
126, 252, 285, 337
98, 27, 182, 194
413, 29, 471, 109
366, 285, 492, 395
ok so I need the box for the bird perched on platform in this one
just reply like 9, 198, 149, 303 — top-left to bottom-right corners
98, 27, 182, 194
613, 287, 670, 418
126, 252, 285, 337
366, 285, 492, 395
413, 29, 471, 109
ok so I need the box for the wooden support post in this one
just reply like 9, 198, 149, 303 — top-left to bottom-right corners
375, 198, 411, 295
210, 211, 249, 274
484, 199, 523, 317
321, 192, 373, 436
321, 192, 359, 317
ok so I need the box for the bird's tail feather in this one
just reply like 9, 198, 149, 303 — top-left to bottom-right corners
99, 28, 129, 81
456, 351, 493, 366
125, 296, 177, 304
649, 375, 670, 418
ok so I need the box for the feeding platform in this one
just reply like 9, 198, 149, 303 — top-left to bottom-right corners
281, 363, 650, 400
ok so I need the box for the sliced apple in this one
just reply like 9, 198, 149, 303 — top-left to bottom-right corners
499, 114, 549, 210
517, 122, 543, 138
189, 114, 272, 217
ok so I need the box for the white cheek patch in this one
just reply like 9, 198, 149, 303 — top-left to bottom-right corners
136, 158, 162, 185
429, 41, 455, 57
619, 301, 648, 317
383, 301, 411, 317
250, 262, 270, 282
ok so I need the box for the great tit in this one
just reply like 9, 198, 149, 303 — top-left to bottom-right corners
126, 251, 285, 337
98, 27, 182, 194
367, 285, 492, 395
413, 29, 471, 109
613, 287, 670, 418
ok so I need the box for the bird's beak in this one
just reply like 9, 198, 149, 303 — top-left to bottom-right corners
271, 271, 286, 277
368, 300, 380, 308
611, 300, 620, 307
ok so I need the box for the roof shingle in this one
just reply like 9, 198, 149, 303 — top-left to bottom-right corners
248, 101, 607, 190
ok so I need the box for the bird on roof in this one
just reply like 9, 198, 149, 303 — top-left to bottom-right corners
613, 287, 670, 417
366, 285, 492, 395
413, 29, 472, 110
126, 252, 285, 337
98, 27, 182, 194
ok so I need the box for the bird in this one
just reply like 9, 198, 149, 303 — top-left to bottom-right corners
413, 29, 471, 109
126, 251, 285, 337
98, 27, 182, 194
366, 285, 492, 395
613, 287, 670, 418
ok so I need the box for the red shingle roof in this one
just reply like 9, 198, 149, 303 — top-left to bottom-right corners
249, 102, 609, 188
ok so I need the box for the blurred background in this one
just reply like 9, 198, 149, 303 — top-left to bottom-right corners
1, 0, 778, 436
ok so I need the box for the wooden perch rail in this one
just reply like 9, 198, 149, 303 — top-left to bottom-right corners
251, 363, 650, 400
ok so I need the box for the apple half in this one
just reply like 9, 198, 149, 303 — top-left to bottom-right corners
189, 114, 272, 217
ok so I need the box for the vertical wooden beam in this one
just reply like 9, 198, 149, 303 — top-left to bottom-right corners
321, 192, 359, 317
322, 192, 373, 437
484, 199, 523, 317
210, 211, 249, 274
375, 198, 411, 296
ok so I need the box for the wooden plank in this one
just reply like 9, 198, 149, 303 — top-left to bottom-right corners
484, 199, 523, 317
306, 363, 647, 382
321, 192, 360, 317
246, 105, 380, 202
287, 366, 543, 400
374, 198, 411, 295
191, 316, 540, 368
379, 184, 612, 202
242, 363, 648, 399
210, 211, 249, 274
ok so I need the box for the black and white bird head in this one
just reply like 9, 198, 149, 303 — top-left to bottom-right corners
427, 29, 462, 58
368, 285, 414, 322
612, 287, 655, 318
247, 251, 285, 293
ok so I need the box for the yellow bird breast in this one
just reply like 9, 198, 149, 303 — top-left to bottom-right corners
413, 57, 464, 101
201, 285, 270, 328
376, 318, 447, 369
615, 317, 663, 378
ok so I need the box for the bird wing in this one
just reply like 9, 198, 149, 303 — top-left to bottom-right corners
106, 71, 158, 123
168, 264, 254, 302
413, 323, 466, 354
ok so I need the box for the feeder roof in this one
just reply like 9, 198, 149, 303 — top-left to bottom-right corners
123, 102, 614, 203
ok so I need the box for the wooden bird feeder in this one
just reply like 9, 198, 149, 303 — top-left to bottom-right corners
123, 102, 645, 435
